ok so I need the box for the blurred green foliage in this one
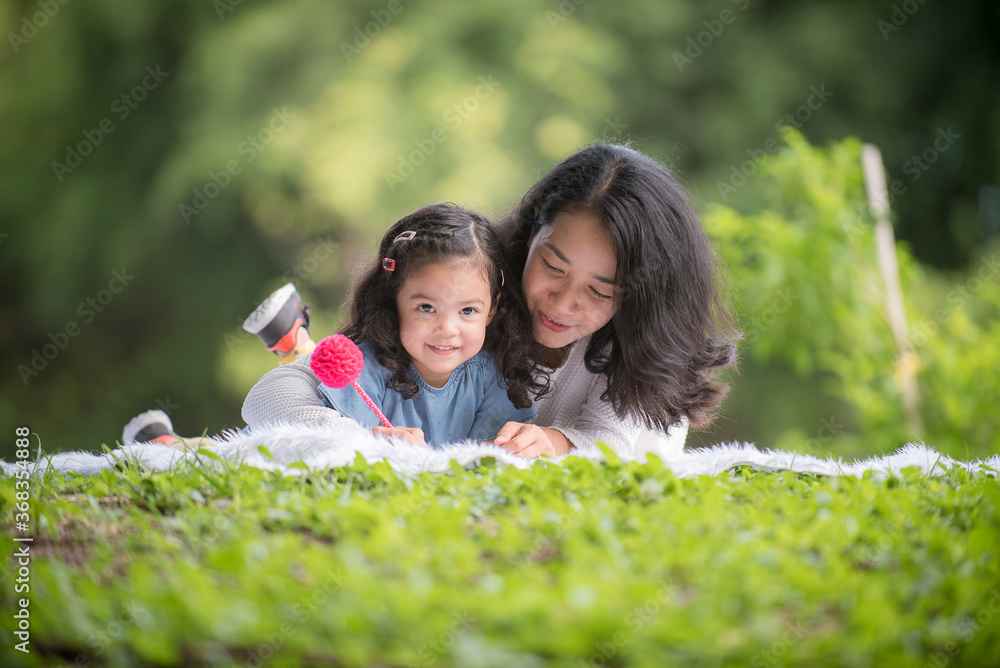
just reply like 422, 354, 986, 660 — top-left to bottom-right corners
706, 130, 1000, 458
1, 0, 997, 457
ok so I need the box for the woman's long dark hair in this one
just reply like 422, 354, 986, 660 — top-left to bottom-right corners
340, 203, 546, 409
500, 144, 739, 430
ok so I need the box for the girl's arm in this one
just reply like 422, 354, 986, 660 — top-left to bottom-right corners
242, 354, 359, 431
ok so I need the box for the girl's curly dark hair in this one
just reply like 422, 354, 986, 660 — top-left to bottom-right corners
340, 203, 548, 409
500, 144, 740, 431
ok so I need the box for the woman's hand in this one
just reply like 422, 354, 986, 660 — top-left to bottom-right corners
372, 426, 427, 448
493, 423, 573, 459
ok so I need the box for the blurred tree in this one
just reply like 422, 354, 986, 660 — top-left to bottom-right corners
1, 0, 997, 457
704, 130, 1000, 458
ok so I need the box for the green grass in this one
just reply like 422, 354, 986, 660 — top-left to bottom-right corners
2, 454, 999, 667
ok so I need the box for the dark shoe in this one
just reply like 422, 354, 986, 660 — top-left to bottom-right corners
122, 409, 176, 445
243, 283, 315, 362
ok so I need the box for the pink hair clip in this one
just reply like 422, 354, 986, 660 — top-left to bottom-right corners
383, 231, 415, 272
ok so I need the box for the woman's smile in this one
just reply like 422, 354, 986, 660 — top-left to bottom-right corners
538, 311, 572, 332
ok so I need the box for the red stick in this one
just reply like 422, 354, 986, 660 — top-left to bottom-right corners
350, 380, 392, 428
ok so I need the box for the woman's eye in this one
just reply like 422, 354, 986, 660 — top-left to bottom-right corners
591, 288, 613, 301
541, 259, 562, 274
417, 304, 435, 313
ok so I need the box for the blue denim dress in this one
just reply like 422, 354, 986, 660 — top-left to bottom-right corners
316, 341, 536, 449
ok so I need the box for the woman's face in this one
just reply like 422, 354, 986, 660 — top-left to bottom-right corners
521, 209, 618, 350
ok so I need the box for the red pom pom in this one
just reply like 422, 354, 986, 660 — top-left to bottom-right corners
310, 334, 365, 389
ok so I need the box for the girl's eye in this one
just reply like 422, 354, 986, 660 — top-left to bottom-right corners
591, 287, 613, 301
417, 304, 435, 313
459, 307, 478, 316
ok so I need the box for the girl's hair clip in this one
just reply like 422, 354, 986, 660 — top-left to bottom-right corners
382, 258, 396, 272
500, 269, 504, 287
393, 230, 416, 244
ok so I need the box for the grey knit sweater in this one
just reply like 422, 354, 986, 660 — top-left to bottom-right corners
242, 335, 688, 457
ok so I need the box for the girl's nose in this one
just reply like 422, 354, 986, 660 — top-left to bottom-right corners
435, 315, 460, 336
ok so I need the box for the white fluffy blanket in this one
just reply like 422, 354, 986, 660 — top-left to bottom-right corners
2, 423, 997, 479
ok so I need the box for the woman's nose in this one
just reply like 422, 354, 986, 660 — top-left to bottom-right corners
550, 284, 578, 313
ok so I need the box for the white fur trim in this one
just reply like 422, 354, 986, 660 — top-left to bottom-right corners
3, 423, 997, 480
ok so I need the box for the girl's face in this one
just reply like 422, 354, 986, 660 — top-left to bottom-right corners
521, 209, 618, 351
396, 260, 496, 388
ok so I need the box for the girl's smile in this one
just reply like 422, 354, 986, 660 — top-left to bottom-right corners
396, 260, 495, 387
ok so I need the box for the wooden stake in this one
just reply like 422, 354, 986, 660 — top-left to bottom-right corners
861, 143, 923, 435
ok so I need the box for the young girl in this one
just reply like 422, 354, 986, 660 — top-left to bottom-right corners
245, 202, 545, 449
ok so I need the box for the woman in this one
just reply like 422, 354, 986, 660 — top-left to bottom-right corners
128, 144, 738, 459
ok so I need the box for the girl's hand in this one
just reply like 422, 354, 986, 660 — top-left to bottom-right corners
493, 423, 573, 459
372, 426, 427, 448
